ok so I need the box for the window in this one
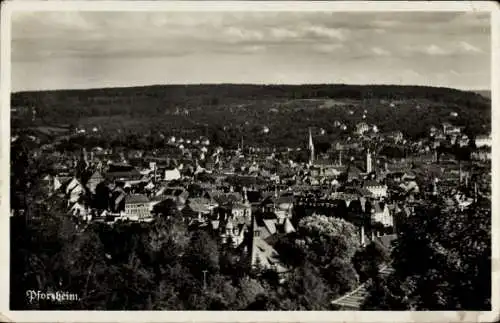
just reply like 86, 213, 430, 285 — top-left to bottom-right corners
254, 230, 260, 237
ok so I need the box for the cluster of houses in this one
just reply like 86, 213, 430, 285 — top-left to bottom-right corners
28, 117, 490, 277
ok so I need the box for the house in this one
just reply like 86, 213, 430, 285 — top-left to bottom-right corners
70, 201, 90, 220
363, 180, 388, 198
222, 201, 252, 223
123, 194, 153, 222
371, 202, 393, 228
219, 217, 249, 247
475, 134, 492, 148
42, 174, 63, 194
65, 177, 85, 204
248, 224, 289, 277
86, 171, 104, 195
398, 181, 419, 193
356, 122, 370, 135
164, 168, 182, 181
471, 148, 491, 161
260, 194, 295, 221
106, 169, 143, 186
387, 131, 404, 144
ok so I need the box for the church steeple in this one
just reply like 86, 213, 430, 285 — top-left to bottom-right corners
366, 148, 372, 173
308, 128, 315, 165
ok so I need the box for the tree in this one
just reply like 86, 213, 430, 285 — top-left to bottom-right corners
364, 202, 491, 310
353, 240, 390, 283
322, 258, 359, 297
183, 230, 220, 278
235, 277, 266, 309
296, 214, 360, 267
279, 262, 332, 310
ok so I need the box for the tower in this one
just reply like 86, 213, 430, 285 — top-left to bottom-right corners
432, 177, 439, 196
366, 149, 372, 173
82, 147, 89, 167
308, 128, 315, 165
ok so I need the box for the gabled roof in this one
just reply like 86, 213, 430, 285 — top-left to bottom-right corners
88, 170, 104, 181
251, 236, 288, 273
262, 219, 278, 235
114, 192, 126, 205
126, 194, 149, 204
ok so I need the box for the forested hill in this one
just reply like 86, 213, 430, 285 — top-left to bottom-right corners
11, 84, 491, 148
473, 90, 491, 99
12, 83, 490, 106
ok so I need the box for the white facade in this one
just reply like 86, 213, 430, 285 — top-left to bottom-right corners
365, 185, 388, 198
371, 205, 393, 227
475, 135, 492, 148
164, 168, 181, 181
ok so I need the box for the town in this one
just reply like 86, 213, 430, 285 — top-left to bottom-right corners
10, 102, 492, 310
8, 8, 492, 313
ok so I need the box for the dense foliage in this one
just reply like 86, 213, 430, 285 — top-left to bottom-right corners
362, 200, 491, 310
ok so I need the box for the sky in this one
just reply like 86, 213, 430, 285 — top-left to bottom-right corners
11, 10, 491, 92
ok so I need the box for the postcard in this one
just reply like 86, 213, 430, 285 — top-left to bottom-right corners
1, 1, 498, 322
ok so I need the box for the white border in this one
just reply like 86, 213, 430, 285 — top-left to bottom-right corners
1, 1, 499, 322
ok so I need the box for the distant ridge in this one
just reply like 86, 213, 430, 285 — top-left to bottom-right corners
11, 83, 491, 149
473, 90, 491, 99
12, 83, 477, 95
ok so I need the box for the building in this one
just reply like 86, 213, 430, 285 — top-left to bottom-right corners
356, 123, 370, 135
371, 202, 393, 228
86, 171, 104, 195
164, 168, 182, 181
471, 148, 491, 161
123, 194, 153, 221
65, 177, 85, 205
363, 180, 388, 198
475, 134, 492, 148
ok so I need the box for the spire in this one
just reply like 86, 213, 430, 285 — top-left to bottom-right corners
308, 127, 315, 165
366, 148, 372, 173
243, 186, 248, 203
432, 177, 439, 196
82, 147, 88, 166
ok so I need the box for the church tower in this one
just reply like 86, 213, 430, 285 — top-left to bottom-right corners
308, 128, 315, 165
366, 148, 372, 173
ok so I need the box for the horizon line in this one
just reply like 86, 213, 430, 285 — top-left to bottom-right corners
11, 82, 491, 94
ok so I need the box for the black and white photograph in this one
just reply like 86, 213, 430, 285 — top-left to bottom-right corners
1, 0, 498, 321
